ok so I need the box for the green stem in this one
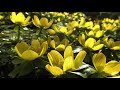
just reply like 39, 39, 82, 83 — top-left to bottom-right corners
17, 25, 20, 42
37, 27, 42, 39
28, 28, 31, 40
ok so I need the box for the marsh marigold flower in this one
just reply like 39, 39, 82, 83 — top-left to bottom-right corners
103, 37, 120, 50
78, 34, 104, 51
45, 46, 87, 76
49, 24, 74, 36
15, 40, 48, 61
10, 12, 31, 26
32, 15, 53, 28
92, 51, 120, 76
47, 36, 69, 51
0, 15, 4, 20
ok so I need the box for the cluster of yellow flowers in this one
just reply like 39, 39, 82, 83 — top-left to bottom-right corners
9, 12, 120, 78
101, 18, 120, 31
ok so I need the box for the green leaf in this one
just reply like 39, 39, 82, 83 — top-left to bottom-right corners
14, 25, 19, 33
20, 26, 25, 33
34, 58, 49, 69
88, 72, 106, 78
36, 29, 41, 35
12, 59, 25, 65
18, 61, 34, 77
8, 64, 23, 78
8, 61, 34, 78
69, 71, 87, 78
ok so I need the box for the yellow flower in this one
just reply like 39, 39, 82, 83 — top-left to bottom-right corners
78, 34, 104, 51
87, 30, 104, 38
45, 46, 87, 76
79, 17, 86, 27
78, 34, 86, 46
63, 12, 69, 16
95, 30, 104, 38
47, 29, 56, 35
67, 21, 79, 29
50, 24, 74, 36
102, 23, 115, 31
114, 19, 119, 24
32, 15, 53, 28
85, 38, 104, 51
0, 15, 4, 20
57, 18, 61, 22
102, 18, 115, 23
84, 21, 93, 29
92, 25, 100, 31
103, 37, 120, 50
93, 52, 120, 76
10, 12, 31, 26
47, 36, 69, 51
15, 40, 48, 61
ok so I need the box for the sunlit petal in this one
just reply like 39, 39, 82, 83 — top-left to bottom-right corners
92, 52, 106, 72
74, 50, 86, 69
45, 64, 63, 76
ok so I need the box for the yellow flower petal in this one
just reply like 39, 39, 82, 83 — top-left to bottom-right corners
95, 40, 101, 46
79, 17, 85, 26
21, 50, 39, 61
84, 21, 93, 29
85, 38, 96, 48
108, 38, 114, 48
31, 40, 41, 53
47, 50, 64, 68
15, 42, 30, 57
52, 24, 59, 32
32, 15, 41, 27
92, 44, 104, 51
63, 56, 74, 72
40, 17, 48, 26
92, 52, 106, 72
10, 12, 17, 23
47, 20, 53, 28
110, 46, 120, 50
66, 29, 73, 35
103, 60, 120, 76
74, 50, 86, 69
40, 17, 52, 28
95, 30, 104, 38
47, 29, 56, 35
70, 21, 78, 28
45, 64, 63, 76
78, 34, 85, 46
39, 41, 48, 57
0, 15, 4, 20
22, 16, 31, 26
92, 25, 100, 31
16, 12, 25, 23
87, 31, 94, 37
24, 16, 31, 23
50, 40, 56, 48
60, 26, 67, 34
55, 44, 65, 51
64, 46, 74, 59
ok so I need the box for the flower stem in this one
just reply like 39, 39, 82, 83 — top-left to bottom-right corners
17, 25, 20, 42
28, 28, 31, 40
37, 27, 42, 39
